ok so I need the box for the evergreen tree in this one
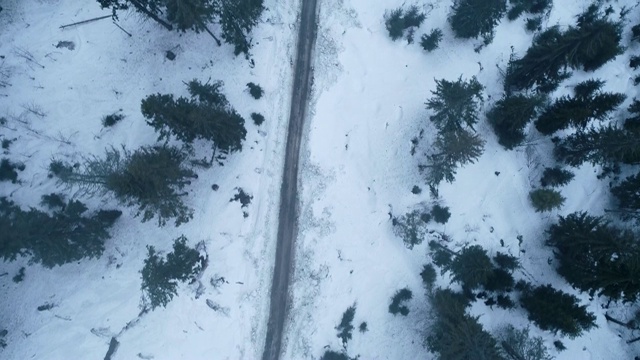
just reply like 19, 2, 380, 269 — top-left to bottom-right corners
554, 125, 640, 167
142, 80, 247, 160
57, 146, 196, 227
507, 0, 552, 21
320, 351, 349, 360
612, 172, 640, 225
392, 209, 429, 249
540, 166, 574, 187
427, 288, 505, 360
389, 288, 412, 316
421, 263, 437, 291
384, 6, 426, 42
427, 77, 484, 132
487, 93, 544, 149
0, 197, 120, 268
494, 252, 519, 271
546, 212, 640, 302
498, 325, 553, 360
431, 204, 451, 224
505, 7, 622, 92
141, 235, 203, 310
449, 0, 507, 41
336, 304, 356, 346
534, 79, 625, 135
448, 245, 494, 290
215, 0, 265, 56
519, 284, 597, 337
529, 189, 565, 212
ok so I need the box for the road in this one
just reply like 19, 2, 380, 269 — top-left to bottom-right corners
261, 0, 318, 360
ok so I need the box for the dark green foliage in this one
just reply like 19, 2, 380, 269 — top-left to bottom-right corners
422, 128, 485, 188
525, 17, 543, 32
359, 321, 368, 333
420, 29, 443, 52
449, 0, 506, 41
37, 303, 54, 311
141, 236, 203, 310
540, 166, 574, 187
493, 252, 519, 271
142, 80, 246, 157
336, 304, 356, 346
427, 288, 505, 360
384, 6, 426, 42
484, 268, 514, 292
421, 263, 437, 290
215, 0, 265, 56
101, 112, 124, 127
496, 294, 515, 309
519, 284, 597, 337
630, 56, 640, 69
251, 112, 265, 125
411, 185, 422, 194
553, 125, 640, 167
247, 82, 263, 99
449, 245, 493, 290
48, 159, 73, 178
320, 350, 349, 360
487, 93, 544, 149
427, 77, 484, 132
611, 173, 640, 226
58, 146, 196, 227
0, 158, 21, 183
0, 329, 6, 349
499, 325, 553, 360
12, 267, 25, 283
229, 188, 252, 208
508, 0, 552, 20
2, 138, 13, 150
389, 287, 412, 316
40, 193, 66, 210
546, 212, 640, 302
534, 79, 625, 135
0, 197, 120, 268
393, 210, 429, 249
505, 9, 622, 92
431, 204, 451, 224
529, 189, 564, 212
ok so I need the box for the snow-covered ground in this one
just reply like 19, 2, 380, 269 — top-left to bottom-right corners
284, 0, 640, 359
0, 0, 299, 359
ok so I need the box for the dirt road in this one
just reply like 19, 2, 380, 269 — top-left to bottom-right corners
261, 0, 318, 359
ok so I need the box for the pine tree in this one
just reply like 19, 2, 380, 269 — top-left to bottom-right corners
141, 235, 203, 310
384, 6, 426, 42
420, 29, 443, 52
554, 125, 640, 167
336, 305, 356, 346
389, 288, 412, 316
448, 245, 494, 290
214, 0, 265, 56
519, 284, 597, 337
498, 325, 553, 360
449, 0, 507, 41
392, 209, 429, 249
507, 0, 552, 21
57, 146, 196, 226
487, 93, 544, 149
612, 172, 640, 224
534, 79, 625, 135
529, 189, 565, 212
427, 289, 505, 360
540, 166, 574, 187
427, 77, 484, 132
0, 197, 121, 268
142, 80, 247, 161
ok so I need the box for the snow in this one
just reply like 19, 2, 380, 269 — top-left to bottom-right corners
2, 0, 640, 360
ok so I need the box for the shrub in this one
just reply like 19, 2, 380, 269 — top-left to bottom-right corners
384, 6, 426, 42
101, 112, 124, 127
12, 267, 25, 283
449, 0, 507, 41
389, 287, 412, 316
431, 204, 451, 224
359, 322, 368, 333
251, 112, 265, 126
540, 166, 574, 187
40, 193, 66, 210
0, 158, 21, 183
247, 82, 264, 99
519, 284, 597, 337
420, 28, 443, 52
420, 263, 437, 290
525, 17, 543, 32
411, 185, 422, 194
141, 236, 203, 310
529, 189, 564, 212
320, 350, 349, 360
